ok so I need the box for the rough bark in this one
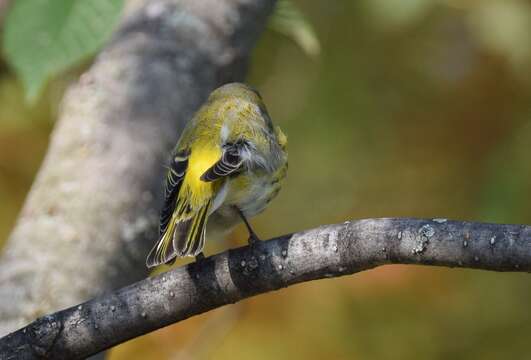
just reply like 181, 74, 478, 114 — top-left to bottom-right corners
0, 0, 276, 336
0, 218, 529, 359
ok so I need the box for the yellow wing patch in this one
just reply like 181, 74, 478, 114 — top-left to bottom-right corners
182, 144, 222, 207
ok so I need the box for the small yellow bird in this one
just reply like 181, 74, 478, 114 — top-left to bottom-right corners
146, 83, 288, 268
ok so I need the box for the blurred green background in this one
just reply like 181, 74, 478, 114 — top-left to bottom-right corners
1, 0, 531, 359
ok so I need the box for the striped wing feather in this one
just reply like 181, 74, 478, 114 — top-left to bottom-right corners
146, 149, 191, 268
159, 150, 189, 237
200, 143, 243, 182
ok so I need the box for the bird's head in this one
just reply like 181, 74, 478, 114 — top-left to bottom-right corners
207, 83, 286, 172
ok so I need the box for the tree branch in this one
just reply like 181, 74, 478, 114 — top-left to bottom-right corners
0, 218, 529, 359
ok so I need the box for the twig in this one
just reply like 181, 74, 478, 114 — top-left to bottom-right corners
0, 218, 529, 359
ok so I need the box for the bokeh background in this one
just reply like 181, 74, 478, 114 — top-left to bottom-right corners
1, 0, 531, 359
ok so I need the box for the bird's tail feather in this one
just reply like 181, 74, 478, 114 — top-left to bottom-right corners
146, 200, 211, 268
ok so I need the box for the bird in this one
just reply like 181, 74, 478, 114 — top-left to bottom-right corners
146, 83, 288, 268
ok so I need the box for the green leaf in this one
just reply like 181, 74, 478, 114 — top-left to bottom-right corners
270, 0, 321, 58
2, 0, 124, 103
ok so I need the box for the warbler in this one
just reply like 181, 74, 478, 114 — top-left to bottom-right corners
146, 83, 288, 268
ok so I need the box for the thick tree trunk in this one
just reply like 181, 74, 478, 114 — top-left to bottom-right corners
0, 0, 275, 336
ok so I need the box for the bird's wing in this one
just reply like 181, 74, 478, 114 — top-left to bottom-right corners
147, 148, 213, 268
159, 150, 189, 238
200, 143, 244, 182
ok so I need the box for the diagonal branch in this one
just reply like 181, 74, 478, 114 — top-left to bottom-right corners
0, 218, 529, 359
